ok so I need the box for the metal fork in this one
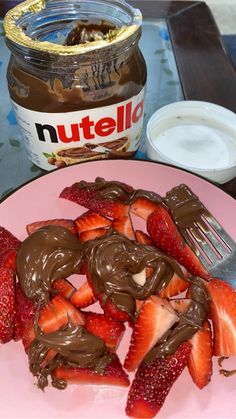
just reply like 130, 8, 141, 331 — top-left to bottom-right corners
165, 184, 236, 289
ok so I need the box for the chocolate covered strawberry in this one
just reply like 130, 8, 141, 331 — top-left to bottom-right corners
60, 178, 131, 219
126, 341, 192, 418
26, 219, 77, 235
84, 311, 125, 351
124, 295, 179, 371
147, 206, 211, 280
53, 354, 130, 387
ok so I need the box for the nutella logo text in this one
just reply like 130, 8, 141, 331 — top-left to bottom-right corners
35, 99, 144, 144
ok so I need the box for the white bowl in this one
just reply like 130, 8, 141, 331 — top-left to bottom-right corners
146, 101, 236, 184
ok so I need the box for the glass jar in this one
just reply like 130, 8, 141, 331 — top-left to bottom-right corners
4, 0, 147, 170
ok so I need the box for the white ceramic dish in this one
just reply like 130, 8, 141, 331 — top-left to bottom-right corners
146, 101, 236, 184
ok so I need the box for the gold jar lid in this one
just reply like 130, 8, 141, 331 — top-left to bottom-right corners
3, 0, 141, 55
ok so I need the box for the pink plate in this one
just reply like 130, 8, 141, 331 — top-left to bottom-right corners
0, 159, 235, 419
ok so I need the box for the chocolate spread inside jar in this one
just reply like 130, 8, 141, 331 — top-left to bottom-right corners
4, 0, 147, 170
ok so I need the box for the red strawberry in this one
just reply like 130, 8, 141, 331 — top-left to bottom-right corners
124, 295, 179, 372
100, 296, 131, 322
0, 248, 17, 270
0, 226, 21, 252
79, 228, 108, 243
60, 180, 130, 219
112, 216, 135, 240
14, 282, 36, 341
206, 278, 236, 356
52, 278, 76, 299
187, 320, 213, 389
75, 210, 111, 234
70, 280, 96, 308
126, 341, 192, 418
135, 230, 153, 245
26, 219, 76, 235
84, 311, 125, 351
131, 198, 161, 221
147, 206, 211, 280
0, 267, 15, 343
159, 272, 190, 298
22, 295, 85, 352
53, 353, 130, 387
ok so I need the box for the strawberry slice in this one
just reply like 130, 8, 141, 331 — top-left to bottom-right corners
126, 341, 192, 418
22, 295, 85, 352
135, 230, 153, 245
100, 295, 131, 322
159, 272, 190, 298
124, 295, 179, 372
112, 216, 135, 240
206, 278, 236, 356
0, 226, 21, 252
79, 228, 108, 243
130, 197, 160, 221
0, 248, 18, 270
84, 311, 125, 351
0, 267, 15, 343
60, 179, 130, 219
52, 278, 76, 299
53, 353, 130, 387
187, 320, 213, 389
147, 206, 211, 280
169, 298, 191, 313
13, 282, 36, 341
70, 280, 96, 308
26, 219, 76, 235
75, 210, 112, 234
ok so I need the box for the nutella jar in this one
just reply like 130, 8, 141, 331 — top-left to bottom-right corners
4, 0, 147, 170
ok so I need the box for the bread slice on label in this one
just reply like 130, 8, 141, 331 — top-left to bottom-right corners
54, 136, 132, 165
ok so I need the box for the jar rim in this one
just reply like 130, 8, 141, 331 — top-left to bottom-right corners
3, 0, 142, 56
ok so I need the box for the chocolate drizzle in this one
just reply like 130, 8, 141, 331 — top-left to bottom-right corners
144, 277, 210, 363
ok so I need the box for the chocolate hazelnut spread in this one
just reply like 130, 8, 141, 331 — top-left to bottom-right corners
4, 0, 147, 170
29, 315, 111, 390
143, 277, 210, 363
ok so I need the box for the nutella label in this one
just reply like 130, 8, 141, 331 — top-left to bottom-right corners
12, 87, 145, 170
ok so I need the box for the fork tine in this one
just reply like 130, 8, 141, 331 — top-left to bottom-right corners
197, 220, 231, 259
203, 210, 235, 250
188, 226, 220, 265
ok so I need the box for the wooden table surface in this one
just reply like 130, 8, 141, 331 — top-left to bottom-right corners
1, 0, 236, 199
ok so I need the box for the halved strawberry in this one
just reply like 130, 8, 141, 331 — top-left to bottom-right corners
0, 248, 17, 270
135, 230, 153, 245
0, 226, 21, 252
53, 353, 130, 387
0, 267, 15, 343
112, 216, 135, 240
26, 219, 76, 235
60, 179, 130, 219
22, 295, 85, 352
206, 278, 236, 356
187, 320, 213, 389
52, 278, 76, 299
100, 295, 131, 322
124, 295, 179, 372
126, 341, 192, 418
84, 311, 125, 351
130, 197, 160, 221
147, 206, 211, 280
159, 272, 190, 298
75, 210, 112, 234
79, 228, 108, 243
71, 280, 95, 308
13, 282, 36, 341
